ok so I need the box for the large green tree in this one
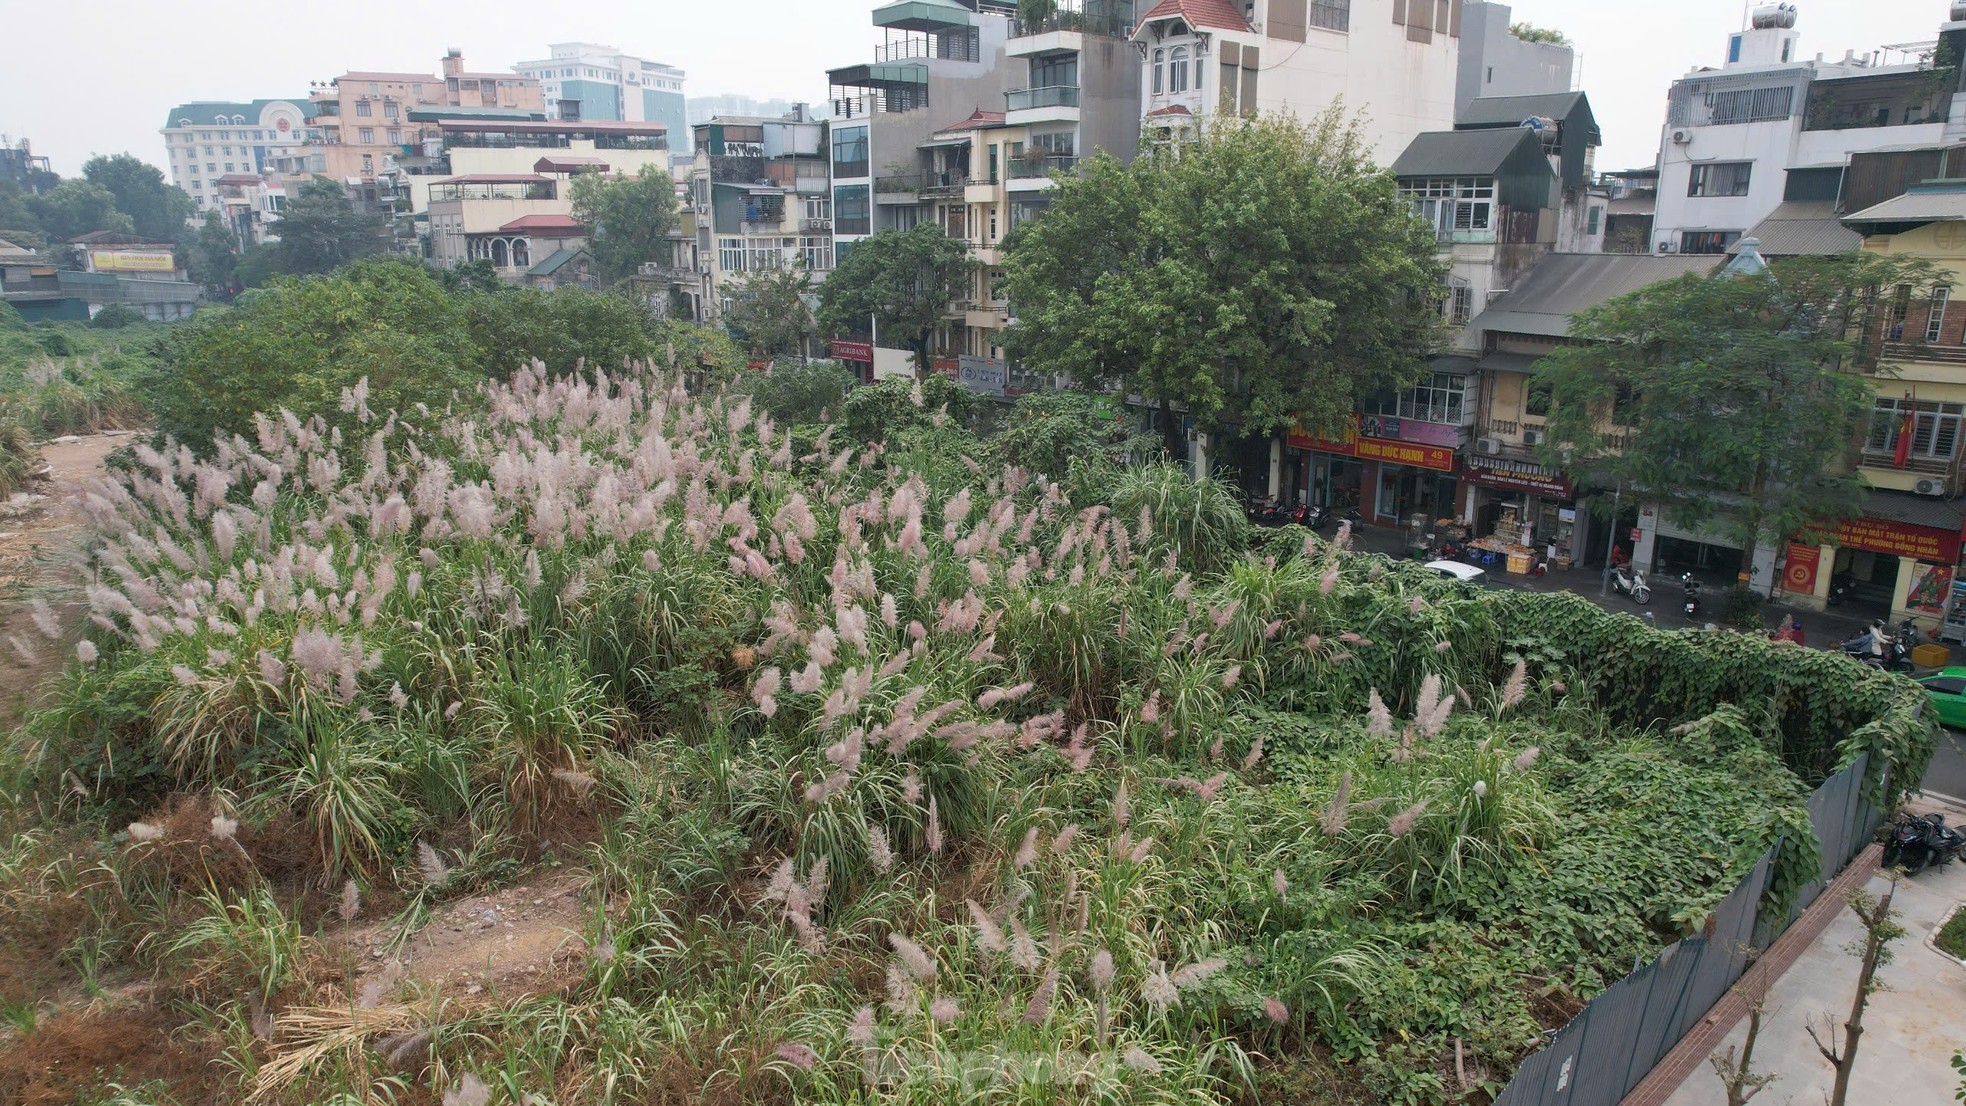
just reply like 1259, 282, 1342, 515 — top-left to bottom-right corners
184, 211, 239, 297
816, 223, 972, 380
250, 176, 386, 281
29, 180, 133, 242
724, 263, 816, 357
1000, 110, 1444, 456
569, 165, 678, 281
1534, 251, 1942, 593
82, 153, 194, 241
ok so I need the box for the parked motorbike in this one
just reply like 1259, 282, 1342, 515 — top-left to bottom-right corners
1882, 811, 1966, 874
1680, 573, 1701, 620
1609, 564, 1651, 605
1826, 572, 1855, 608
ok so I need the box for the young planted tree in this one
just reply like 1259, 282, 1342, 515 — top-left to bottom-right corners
1710, 995, 1777, 1105
1000, 109, 1445, 457
816, 223, 972, 380
1535, 252, 1941, 593
1806, 882, 1905, 1106
724, 263, 816, 358
568, 165, 678, 282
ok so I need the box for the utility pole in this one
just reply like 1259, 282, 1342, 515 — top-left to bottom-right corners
1600, 480, 1623, 597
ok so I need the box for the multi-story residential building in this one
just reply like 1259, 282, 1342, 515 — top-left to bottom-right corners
425, 174, 575, 274
514, 43, 689, 150
687, 111, 833, 326
210, 173, 291, 245
1453, 1, 1574, 117
159, 100, 314, 212
1002, 0, 1142, 187
1649, 4, 1966, 256
1131, 0, 1459, 166
305, 52, 545, 195
387, 117, 671, 216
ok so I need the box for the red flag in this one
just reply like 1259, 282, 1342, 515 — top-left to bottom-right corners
1895, 391, 1915, 469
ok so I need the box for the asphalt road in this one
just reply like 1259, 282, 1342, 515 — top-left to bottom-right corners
1924, 727, 1966, 803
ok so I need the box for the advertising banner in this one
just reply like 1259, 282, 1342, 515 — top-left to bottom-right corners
1358, 414, 1460, 448
1909, 562, 1954, 615
91, 250, 175, 273
1286, 415, 1455, 472
1783, 542, 1821, 595
828, 339, 873, 363
1464, 461, 1574, 499
1834, 516, 1961, 563
957, 356, 1005, 396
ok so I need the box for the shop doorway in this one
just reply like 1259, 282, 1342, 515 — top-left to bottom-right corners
1313, 457, 1365, 515
1831, 548, 1900, 619
1654, 535, 1744, 588
1376, 466, 1457, 526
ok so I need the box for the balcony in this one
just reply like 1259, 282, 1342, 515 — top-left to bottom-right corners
1007, 85, 1081, 126
1009, 154, 1078, 179
1881, 341, 1966, 366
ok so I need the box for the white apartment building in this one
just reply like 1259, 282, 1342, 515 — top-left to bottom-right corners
1132, 0, 1460, 167
514, 43, 689, 149
159, 100, 313, 212
1650, 3, 1966, 255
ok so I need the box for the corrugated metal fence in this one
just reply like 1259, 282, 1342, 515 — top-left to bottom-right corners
1493, 754, 1883, 1106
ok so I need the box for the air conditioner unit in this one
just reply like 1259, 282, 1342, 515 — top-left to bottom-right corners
1658, 241, 1677, 253
1522, 428, 1547, 447
1475, 437, 1503, 456
1914, 477, 1950, 497
1671, 129, 1694, 144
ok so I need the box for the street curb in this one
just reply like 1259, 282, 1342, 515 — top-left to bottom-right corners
1617, 844, 1882, 1106
1927, 900, 1966, 968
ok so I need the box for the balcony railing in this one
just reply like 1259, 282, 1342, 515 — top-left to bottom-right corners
1881, 340, 1966, 365
1009, 154, 1078, 179
873, 34, 980, 64
876, 172, 929, 193
1007, 85, 1080, 112
1861, 451, 1954, 477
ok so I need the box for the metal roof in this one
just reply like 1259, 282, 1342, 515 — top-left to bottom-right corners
161, 99, 315, 130
1730, 201, 1861, 257
1862, 489, 1966, 531
1392, 128, 1545, 178
528, 247, 587, 277
1843, 186, 1966, 227
1474, 253, 1720, 338
872, 0, 974, 31
1458, 92, 1590, 128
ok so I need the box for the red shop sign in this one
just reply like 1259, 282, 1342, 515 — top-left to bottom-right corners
1834, 516, 1961, 563
829, 339, 873, 363
1464, 463, 1574, 499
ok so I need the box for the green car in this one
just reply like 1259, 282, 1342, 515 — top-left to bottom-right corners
1917, 666, 1966, 729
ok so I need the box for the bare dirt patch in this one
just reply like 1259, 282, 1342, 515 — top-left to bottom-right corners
345, 867, 593, 999
0, 433, 125, 727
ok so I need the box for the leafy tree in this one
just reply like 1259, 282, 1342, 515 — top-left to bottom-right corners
724, 263, 816, 357
184, 211, 239, 297
465, 287, 661, 376
82, 154, 194, 241
1510, 21, 1569, 45
441, 259, 505, 294
146, 256, 477, 445
29, 180, 133, 242
988, 390, 1158, 479
1001, 110, 1444, 457
838, 373, 979, 445
0, 181, 44, 244
237, 176, 384, 284
816, 223, 973, 380
87, 304, 147, 329
569, 165, 678, 281
737, 359, 859, 426
1534, 252, 1941, 593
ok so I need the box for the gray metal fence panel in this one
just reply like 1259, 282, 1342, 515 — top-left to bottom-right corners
1567, 968, 1653, 1106
1627, 939, 1703, 1075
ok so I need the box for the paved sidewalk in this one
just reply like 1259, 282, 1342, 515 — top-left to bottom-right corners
1654, 797, 1966, 1106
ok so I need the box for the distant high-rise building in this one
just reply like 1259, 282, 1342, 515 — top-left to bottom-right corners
158, 101, 314, 212
688, 94, 802, 127
514, 43, 689, 149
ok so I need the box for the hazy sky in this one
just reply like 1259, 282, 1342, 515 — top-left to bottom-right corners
0, 0, 1944, 177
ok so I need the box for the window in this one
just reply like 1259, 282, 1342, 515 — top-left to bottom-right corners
1679, 230, 1741, 254
719, 237, 746, 273
1368, 372, 1467, 425
1927, 286, 1951, 344
1308, 0, 1351, 32
1399, 177, 1494, 238
204, 146, 214, 156
1587, 206, 1602, 236
481, 80, 497, 100
1525, 380, 1553, 417
384, 101, 399, 119
1152, 48, 1165, 95
1169, 47, 1189, 93
832, 126, 868, 177
1687, 161, 1753, 197
1447, 284, 1473, 326
804, 196, 831, 221
835, 184, 871, 235
1030, 54, 1077, 89
1667, 81, 1796, 126
356, 100, 372, 117
361, 154, 374, 174
800, 236, 833, 270
388, 129, 402, 144
222, 145, 233, 155
1866, 397, 1965, 462
368, 82, 379, 94
207, 163, 217, 173
448, 78, 460, 93
224, 162, 234, 172
200, 132, 211, 140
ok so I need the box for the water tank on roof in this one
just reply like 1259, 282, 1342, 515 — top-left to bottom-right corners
1519, 115, 1558, 133
1750, 3, 1798, 29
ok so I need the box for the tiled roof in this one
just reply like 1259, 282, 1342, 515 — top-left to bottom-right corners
937, 110, 1007, 133
1863, 489, 1966, 532
161, 99, 314, 130
1145, 104, 1193, 117
1135, 0, 1250, 34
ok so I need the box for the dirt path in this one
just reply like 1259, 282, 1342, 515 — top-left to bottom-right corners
0, 434, 125, 727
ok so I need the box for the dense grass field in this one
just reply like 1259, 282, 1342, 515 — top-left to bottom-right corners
0, 361, 1932, 1106
0, 315, 154, 496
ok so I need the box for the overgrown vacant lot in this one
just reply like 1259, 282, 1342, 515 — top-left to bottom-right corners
0, 364, 1935, 1106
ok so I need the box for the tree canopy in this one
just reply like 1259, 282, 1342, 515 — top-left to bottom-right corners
82, 153, 194, 241
27, 180, 133, 243
815, 223, 973, 379
1534, 251, 1942, 592
1510, 22, 1569, 45
183, 211, 239, 298
724, 263, 816, 357
569, 166, 678, 281
1000, 110, 1444, 455
235, 176, 386, 286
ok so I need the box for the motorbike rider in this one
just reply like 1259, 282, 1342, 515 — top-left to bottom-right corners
1866, 618, 1890, 661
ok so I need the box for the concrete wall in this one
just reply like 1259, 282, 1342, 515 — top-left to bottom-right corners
1455, 1, 1574, 117
1078, 35, 1141, 163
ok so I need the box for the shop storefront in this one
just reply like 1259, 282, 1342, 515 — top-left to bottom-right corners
1463, 459, 1589, 568
1829, 512, 1961, 627
1287, 416, 1459, 526
828, 338, 874, 383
